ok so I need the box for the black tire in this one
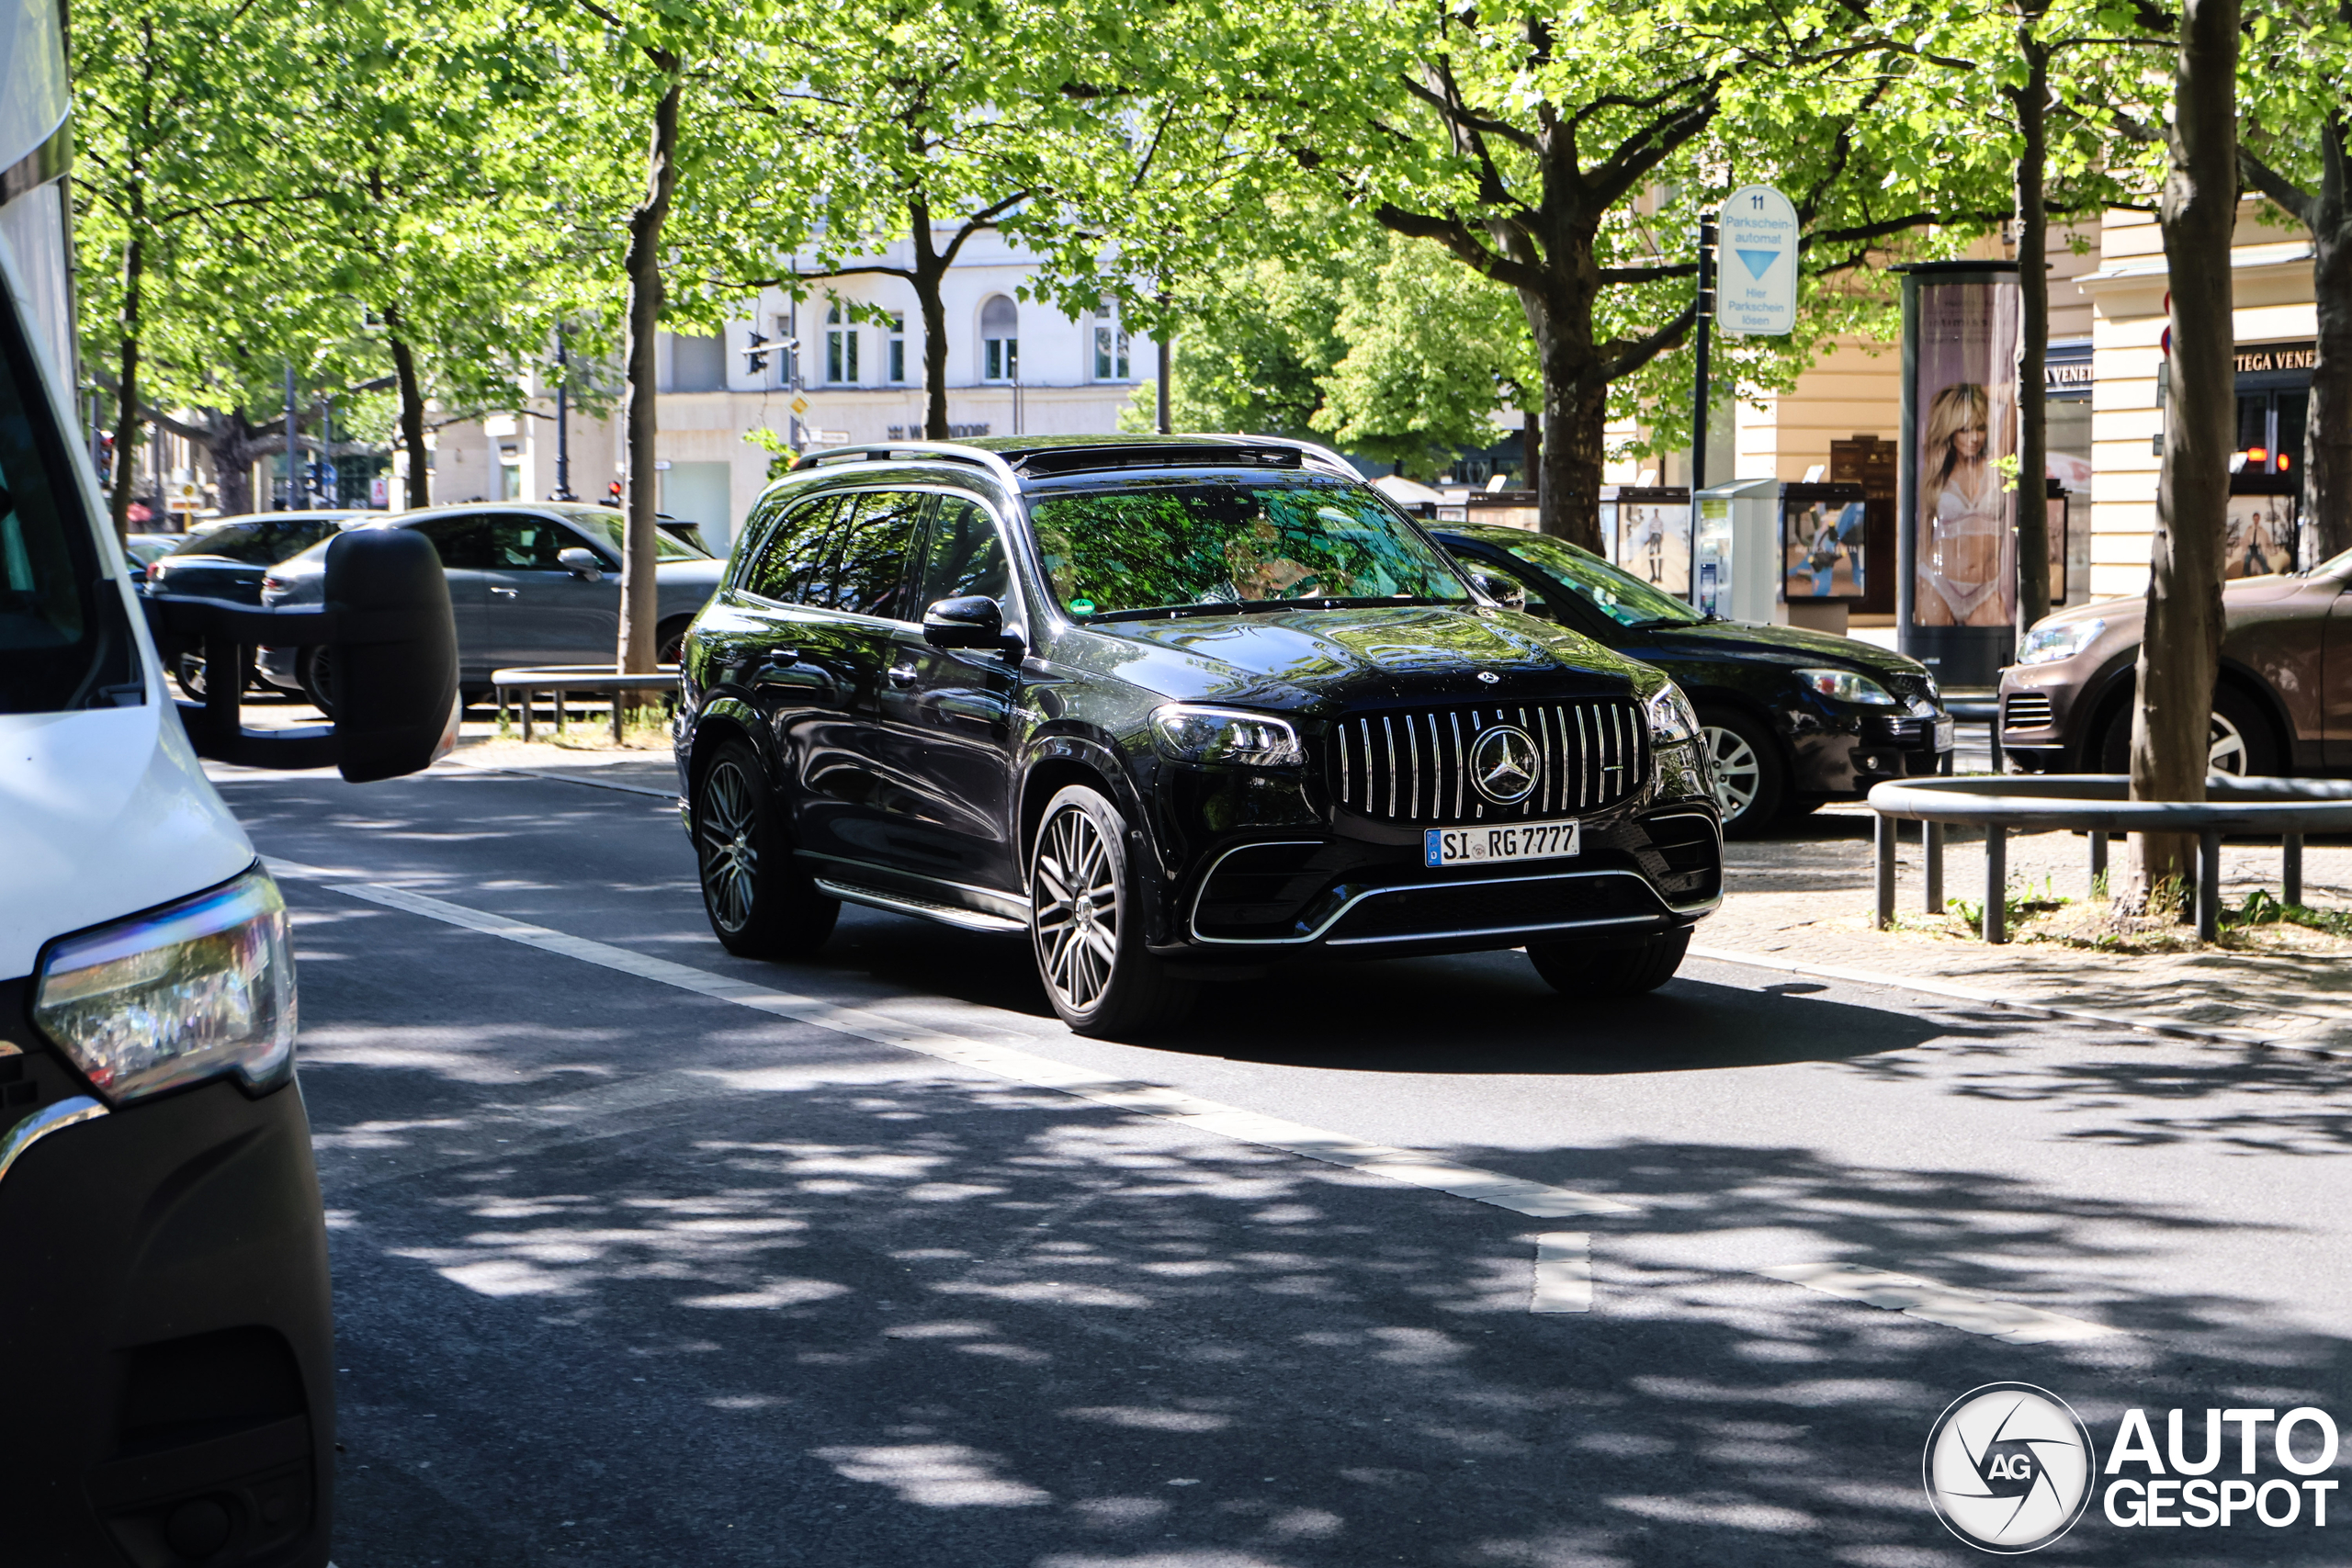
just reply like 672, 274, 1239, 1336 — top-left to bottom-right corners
173, 649, 253, 702
1028, 784, 1195, 1037
300, 645, 337, 718
693, 739, 839, 957
2094, 684, 2280, 777
1698, 707, 1787, 838
1527, 926, 1691, 998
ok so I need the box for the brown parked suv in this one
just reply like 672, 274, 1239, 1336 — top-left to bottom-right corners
1997, 550, 2352, 775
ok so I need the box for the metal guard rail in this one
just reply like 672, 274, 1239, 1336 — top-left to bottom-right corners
492, 665, 679, 743
1863, 774, 2352, 943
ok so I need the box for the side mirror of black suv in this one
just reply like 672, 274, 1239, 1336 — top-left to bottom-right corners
923, 594, 1008, 651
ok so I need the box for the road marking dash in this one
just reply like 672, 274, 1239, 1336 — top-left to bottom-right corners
1532, 1234, 1591, 1314
1756, 1261, 2113, 1345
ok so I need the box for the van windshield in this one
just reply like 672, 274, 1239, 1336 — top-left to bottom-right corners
1, 280, 139, 713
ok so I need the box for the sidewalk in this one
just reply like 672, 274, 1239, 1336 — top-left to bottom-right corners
1709, 804, 2352, 1053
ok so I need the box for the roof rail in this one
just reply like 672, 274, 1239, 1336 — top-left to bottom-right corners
1007, 442, 1304, 479
787, 441, 1020, 488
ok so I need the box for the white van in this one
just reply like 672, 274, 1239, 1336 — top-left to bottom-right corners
0, 5, 453, 1558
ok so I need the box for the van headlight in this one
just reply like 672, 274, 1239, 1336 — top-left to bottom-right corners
1150, 705, 1305, 767
33, 867, 297, 1105
1644, 682, 1699, 744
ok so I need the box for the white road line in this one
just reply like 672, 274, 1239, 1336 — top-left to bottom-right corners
1531, 1234, 1591, 1314
267, 856, 2125, 1339
1755, 1262, 2113, 1345
268, 861, 1632, 1225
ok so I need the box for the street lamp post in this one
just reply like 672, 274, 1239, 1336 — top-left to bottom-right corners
555, 327, 574, 501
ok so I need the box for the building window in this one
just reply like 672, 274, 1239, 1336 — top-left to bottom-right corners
888, 312, 907, 384
1092, 299, 1130, 382
826, 303, 859, 385
667, 331, 726, 392
980, 295, 1018, 382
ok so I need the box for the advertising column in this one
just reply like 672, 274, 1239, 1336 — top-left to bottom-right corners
1897, 261, 2021, 689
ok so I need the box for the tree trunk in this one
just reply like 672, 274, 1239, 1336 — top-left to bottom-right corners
2010, 22, 2052, 642
385, 310, 431, 509
107, 231, 145, 541
1521, 404, 1542, 490
2130, 0, 2238, 908
204, 413, 262, 516
910, 200, 950, 440
1525, 299, 1606, 552
616, 70, 683, 675
2304, 113, 2352, 567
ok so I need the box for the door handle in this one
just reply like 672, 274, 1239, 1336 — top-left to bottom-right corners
489, 586, 519, 600
741, 649, 798, 683
888, 661, 919, 688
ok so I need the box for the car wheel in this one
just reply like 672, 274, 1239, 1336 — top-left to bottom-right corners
173, 649, 253, 702
657, 616, 693, 668
693, 739, 839, 957
2095, 686, 2279, 777
1698, 708, 1786, 838
1527, 927, 1691, 997
1029, 784, 1195, 1038
300, 646, 337, 718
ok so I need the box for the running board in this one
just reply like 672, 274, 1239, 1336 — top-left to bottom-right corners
812, 878, 1029, 935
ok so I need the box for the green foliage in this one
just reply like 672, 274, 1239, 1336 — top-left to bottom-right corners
2225, 887, 2352, 938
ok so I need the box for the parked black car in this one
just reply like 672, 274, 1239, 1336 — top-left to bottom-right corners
1432, 524, 1951, 835
674, 436, 1723, 1036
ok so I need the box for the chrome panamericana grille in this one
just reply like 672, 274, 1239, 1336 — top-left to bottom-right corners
1329, 698, 1646, 824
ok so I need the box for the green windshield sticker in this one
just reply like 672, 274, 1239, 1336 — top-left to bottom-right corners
1069, 597, 1096, 615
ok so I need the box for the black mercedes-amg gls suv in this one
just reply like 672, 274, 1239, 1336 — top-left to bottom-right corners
673, 435, 1722, 1036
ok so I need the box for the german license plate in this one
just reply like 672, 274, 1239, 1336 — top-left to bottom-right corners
1423, 819, 1581, 869
1933, 715, 1956, 752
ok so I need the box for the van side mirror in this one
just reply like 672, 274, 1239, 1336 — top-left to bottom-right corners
922, 594, 1006, 650
141, 526, 459, 781
326, 527, 461, 781
557, 546, 604, 581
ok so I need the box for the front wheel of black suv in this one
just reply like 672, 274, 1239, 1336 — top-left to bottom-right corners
1029, 784, 1195, 1038
1527, 926, 1691, 998
694, 739, 840, 957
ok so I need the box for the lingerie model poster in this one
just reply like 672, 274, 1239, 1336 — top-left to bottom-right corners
1912, 283, 2020, 629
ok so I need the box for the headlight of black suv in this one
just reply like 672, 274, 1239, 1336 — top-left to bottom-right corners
1642, 682, 1700, 745
33, 866, 297, 1105
1149, 704, 1306, 768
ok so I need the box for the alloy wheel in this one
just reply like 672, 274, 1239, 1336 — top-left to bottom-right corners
1032, 806, 1120, 1012
698, 761, 760, 933
2209, 713, 2248, 775
1703, 724, 1761, 822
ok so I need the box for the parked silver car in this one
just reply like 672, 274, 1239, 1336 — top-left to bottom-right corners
256, 502, 725, 708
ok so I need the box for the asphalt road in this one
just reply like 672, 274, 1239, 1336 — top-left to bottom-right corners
210, 760, 2352, 1567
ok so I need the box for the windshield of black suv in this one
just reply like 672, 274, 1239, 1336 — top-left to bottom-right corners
1487, 530, 1704, 628
164, 515, 343, 564
1027, 472, 1471, 619
555, 507, 710, 560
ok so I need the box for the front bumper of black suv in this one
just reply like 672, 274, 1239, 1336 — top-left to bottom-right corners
1142, 728, 1721, 963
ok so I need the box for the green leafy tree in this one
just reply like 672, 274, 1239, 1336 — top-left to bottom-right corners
2238, 0, 2352, 565
1202, 0, 2014, 547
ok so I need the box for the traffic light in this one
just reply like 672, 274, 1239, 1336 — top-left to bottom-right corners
606, 479, 624, 505
743, 329, 770, 376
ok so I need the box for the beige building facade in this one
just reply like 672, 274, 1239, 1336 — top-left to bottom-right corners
409, 230, 1154, 552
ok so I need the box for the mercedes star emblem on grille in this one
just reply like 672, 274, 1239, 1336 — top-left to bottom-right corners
1476, 671, 1500, 684
1468, 725, 1541, 805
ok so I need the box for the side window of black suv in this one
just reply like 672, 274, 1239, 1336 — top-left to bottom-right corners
914, 496, 1011, 608
743, 493, 847, 605
742, 489, 929, 619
